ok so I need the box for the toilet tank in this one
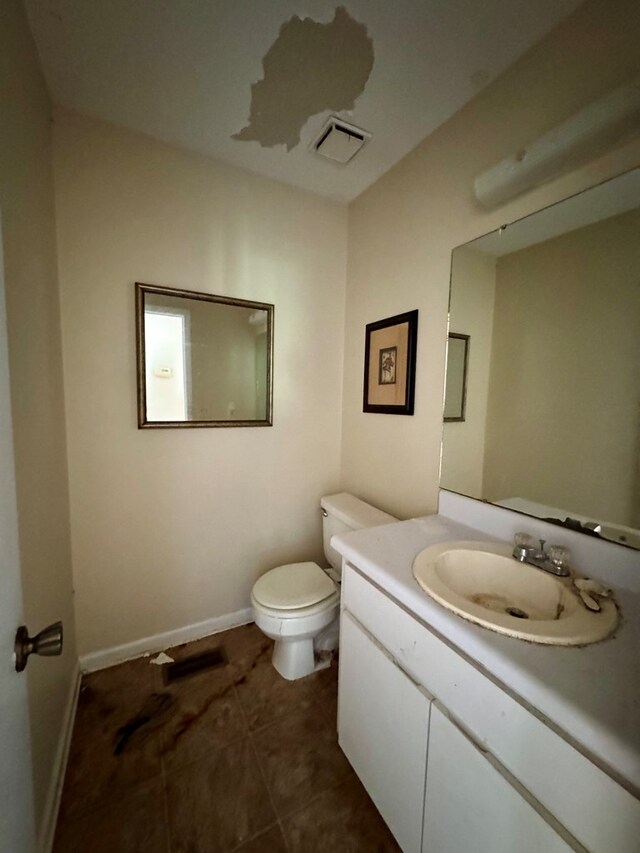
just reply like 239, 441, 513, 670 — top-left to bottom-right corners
320, 492, 397, 573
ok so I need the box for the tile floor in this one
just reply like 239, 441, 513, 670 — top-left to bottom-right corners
54, 623, 400, 852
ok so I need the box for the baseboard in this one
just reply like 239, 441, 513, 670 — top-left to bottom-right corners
39, 662, 81, 853
79, 608, 254, 673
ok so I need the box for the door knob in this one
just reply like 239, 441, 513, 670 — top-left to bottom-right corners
14, 621, 63, 672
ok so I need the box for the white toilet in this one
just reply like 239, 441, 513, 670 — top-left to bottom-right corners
251, 492, 397, 680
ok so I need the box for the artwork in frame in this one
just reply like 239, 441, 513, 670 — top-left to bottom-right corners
363, 310, 418, 415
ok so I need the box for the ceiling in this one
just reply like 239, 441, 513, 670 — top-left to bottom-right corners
25, 0, 582, 203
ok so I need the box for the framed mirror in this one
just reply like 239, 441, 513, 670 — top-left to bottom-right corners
441, 168, 640, 550
444, 333, 469, 422
135, 283, 273, 428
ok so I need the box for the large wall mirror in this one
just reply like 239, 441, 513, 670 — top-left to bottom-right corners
135, 283, 273, 428
441, 168, 640, 550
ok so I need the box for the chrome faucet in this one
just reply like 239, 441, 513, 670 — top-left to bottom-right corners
512, 534, 571, 577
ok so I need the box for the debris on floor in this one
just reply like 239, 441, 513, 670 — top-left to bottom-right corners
149, 651, 174, 665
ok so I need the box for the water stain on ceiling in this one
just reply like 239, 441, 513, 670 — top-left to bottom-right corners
233, 6, 374, 152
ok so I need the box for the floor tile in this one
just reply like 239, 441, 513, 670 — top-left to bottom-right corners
81, 656, 157, 717
232, 823, 288, 852
160, 669, 247, 773
53, 777, 167, 853
252, 707, 351, 817
59, 666, 168, 817
56, 625, 395, 853
310, 659, 339, 726
216, 622, 272, 663
283, 771, 401, 852
166, 737, 276, 853
232, 648, 320, 731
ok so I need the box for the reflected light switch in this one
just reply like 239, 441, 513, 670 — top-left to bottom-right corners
154, 366, 173, 378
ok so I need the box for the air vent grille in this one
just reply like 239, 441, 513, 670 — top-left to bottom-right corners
312, 117, 370, 164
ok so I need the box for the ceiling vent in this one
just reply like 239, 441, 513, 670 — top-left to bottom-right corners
311, 117, 371, 164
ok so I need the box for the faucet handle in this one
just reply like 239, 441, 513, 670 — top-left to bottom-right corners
538, 539, 546, 553
549, 544, 570, 570
513, 532, 533, 561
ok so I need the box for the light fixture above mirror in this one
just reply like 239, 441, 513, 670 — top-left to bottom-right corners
442, 168, 640, 550
135, 283, 274, 428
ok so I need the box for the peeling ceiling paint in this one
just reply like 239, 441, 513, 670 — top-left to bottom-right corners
233, 6, 373, 152
24, 0, 583, 201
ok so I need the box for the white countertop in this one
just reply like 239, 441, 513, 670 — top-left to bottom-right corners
333, 514, 640, 796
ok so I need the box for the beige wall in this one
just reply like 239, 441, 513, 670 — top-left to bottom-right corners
441, 246, 496, 496
0, 0, 77, 837
342, 0, 640, 520
483, 209, 640, 527
53, 111, 347, 656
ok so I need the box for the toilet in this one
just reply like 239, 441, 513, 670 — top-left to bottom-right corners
251, 492, 397, 680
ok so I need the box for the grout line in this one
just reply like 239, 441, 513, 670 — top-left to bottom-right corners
245, 694, 351, 847
235, 680, 291, 851
160, 748, 172, 853
225, 820, 282, 852
247, 733, 291, 853
161, 728, 250, 781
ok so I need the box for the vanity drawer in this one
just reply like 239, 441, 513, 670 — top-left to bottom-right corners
341, 563, 640, 853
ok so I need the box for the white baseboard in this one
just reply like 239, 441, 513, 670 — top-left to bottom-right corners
79, 608, 254, 673
39, 663, 81, 853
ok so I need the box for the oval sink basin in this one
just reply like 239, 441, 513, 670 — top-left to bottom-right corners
412, 541, 618, 645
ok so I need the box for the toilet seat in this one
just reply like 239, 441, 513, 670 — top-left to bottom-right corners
251, 590, 339, 620
252, 562, 336, 610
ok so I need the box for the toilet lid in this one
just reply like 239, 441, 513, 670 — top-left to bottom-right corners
253, 562, 336, 610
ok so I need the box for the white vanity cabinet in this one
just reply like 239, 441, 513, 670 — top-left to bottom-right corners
423, 703, 571, 853
339, 611, 431, 853
338, 562, 640, 853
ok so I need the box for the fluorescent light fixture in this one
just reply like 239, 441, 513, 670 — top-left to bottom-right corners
475, 74, 640, 208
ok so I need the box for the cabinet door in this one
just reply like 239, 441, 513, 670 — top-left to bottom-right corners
423, 704, 574, 853
338, 611, 431, 853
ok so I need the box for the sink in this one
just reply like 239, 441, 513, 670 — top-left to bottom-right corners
412, 541, 618, 645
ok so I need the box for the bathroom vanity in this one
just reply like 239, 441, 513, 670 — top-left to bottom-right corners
333, 506, 640, 853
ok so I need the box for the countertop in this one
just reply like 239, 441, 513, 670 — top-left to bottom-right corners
333, 514, 640, 796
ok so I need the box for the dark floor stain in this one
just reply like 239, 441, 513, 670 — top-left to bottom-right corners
232, 642, 272, 686
113, 692, 174, 755
163, 682, 235, 752
55, 625, 398, 851
163, 647, 227, 684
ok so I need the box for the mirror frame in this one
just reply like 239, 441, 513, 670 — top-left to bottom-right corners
443, 332, 470, 423
135, 282, 274, 429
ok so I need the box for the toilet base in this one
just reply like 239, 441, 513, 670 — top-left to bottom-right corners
272, 637, 316, 680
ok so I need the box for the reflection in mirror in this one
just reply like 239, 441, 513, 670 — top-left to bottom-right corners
441, 168, 640, 550
135, 283, 273, 428
444, 334, 469, 422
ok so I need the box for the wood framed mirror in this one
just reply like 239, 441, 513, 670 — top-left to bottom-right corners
135, 283, 274, 428
444, 333, 470, 422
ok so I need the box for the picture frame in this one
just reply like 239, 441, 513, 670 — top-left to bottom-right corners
443, 332, 469, 422
363, 310, 418, 415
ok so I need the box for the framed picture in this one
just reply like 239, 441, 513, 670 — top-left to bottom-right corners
444, 332, 469, 422
363, 310, 418, 415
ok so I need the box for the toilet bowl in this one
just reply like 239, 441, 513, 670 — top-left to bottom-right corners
251, 493, 397, 680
